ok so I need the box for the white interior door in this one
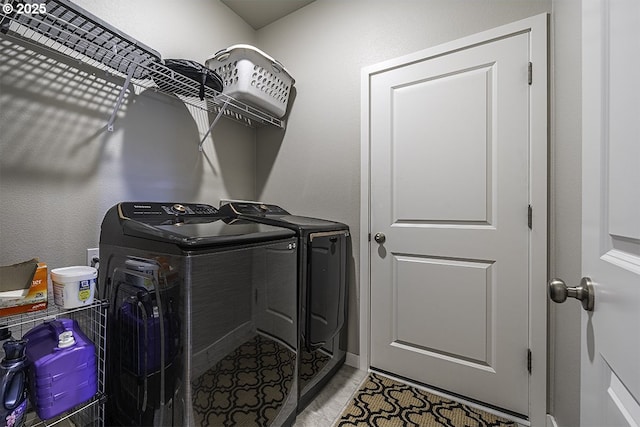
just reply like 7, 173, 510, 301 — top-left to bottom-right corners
580, 0, 640, 424
367, 24, 543, 418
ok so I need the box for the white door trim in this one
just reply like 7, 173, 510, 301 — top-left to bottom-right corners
359, 13, 548, 426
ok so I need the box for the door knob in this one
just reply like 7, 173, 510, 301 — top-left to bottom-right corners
374, 232, 386, 244
548, 277, 595, 311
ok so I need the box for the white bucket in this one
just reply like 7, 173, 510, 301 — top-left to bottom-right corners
51, 266, 97, 309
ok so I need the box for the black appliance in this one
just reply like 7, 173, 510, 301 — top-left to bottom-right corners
99, 202, 298, 426
219, 201, 349, 411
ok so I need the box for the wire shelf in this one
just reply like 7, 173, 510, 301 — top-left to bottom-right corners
0, 0, 284, 129
0, 299, 108, 427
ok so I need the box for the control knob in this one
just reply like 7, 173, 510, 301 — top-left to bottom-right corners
171, 204, 187, 214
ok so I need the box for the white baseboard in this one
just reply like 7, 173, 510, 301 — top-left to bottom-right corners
547, 414, 559, 427
345, 352, 360, 368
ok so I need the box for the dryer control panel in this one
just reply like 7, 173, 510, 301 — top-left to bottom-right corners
119, 202, 219, 222
222, 202, 290, 216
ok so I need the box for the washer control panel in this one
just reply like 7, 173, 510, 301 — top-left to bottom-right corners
119, 202, 219, 222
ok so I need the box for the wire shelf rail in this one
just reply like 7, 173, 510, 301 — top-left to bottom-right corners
0, 0, 284, 132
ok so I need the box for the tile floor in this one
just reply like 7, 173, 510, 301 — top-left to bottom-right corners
294, 364, 367, 426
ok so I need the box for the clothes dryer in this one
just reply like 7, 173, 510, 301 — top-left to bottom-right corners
99, 202, 298, 426
219, 201, 349, 411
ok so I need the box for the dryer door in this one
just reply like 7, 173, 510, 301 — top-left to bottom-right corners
305, 231, 348, 351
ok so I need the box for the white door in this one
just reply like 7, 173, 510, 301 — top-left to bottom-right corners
365, 17, 548, 419
579, 0, 640, 424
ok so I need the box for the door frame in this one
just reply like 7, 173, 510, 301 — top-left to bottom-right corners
359, 13, 549, 426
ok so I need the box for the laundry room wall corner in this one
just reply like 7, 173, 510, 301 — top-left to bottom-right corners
0, 0, 259, 269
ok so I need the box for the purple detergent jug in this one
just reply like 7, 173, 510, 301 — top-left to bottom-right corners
24, 319, 97, 420
0, 340, 28, 427
119, 289, 178, 376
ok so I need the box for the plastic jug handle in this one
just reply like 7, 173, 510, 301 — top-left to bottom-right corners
47, 320, 76, 349
1, 370, 25, 410
45, 320, 68, 338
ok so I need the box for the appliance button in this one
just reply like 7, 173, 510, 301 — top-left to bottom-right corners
171, 204, 187, 214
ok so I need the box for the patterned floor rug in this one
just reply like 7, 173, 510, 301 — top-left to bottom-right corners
192, 335, 296, 426
334, 373, 518, 427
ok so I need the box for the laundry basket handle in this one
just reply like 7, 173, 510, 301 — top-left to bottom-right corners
213, 48, 230, 62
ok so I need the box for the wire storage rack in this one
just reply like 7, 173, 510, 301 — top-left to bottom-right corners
0, 299, 108, 427
0, 0, 284, 133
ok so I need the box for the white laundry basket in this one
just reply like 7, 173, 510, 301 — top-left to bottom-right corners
205, 44, 294, 118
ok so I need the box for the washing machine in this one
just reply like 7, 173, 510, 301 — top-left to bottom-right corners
219, 201, 349, 411
99, 202, 299, 427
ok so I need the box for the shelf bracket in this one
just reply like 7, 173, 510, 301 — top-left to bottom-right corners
198, 99, 230, 151
107, 63, 136, 132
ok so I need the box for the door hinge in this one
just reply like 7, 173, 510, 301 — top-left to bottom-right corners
528, 205, 533, 229
528, 62, 533, 85
527, 349, 532, 374
368, 233, 371, 242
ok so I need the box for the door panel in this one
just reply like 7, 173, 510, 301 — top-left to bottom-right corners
370, 32, 531, 415
581, 0, 640, 424
393, 255, 493, 365
393, 66, 491, 223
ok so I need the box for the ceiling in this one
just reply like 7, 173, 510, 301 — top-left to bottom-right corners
221, 0, 315, 30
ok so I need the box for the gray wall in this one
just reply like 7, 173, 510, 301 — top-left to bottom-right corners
0, 0, 258, 269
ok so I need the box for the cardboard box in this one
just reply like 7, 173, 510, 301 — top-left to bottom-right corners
0, 263, 48, 317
